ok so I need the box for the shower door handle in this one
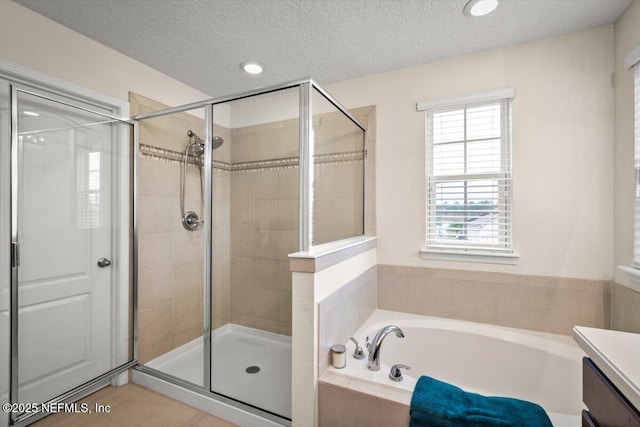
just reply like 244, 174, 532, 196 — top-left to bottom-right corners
97, 258, 111, 268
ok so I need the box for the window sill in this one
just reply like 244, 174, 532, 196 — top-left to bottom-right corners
419, 248, 520, 265
616, 265, 640, 293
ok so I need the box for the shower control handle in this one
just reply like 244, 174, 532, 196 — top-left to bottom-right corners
389, 364, 410, 382
97, 258, 111, 268
182, 211, 203, 230
349, 337, 365, 360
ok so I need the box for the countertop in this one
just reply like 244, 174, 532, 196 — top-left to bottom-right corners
573, 326, 640, 410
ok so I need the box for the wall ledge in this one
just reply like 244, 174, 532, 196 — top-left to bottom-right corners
289, 236, 377, 273
616, 266, 640, 293
420, 247, 520, 265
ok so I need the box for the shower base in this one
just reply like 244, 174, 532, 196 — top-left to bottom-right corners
146, 324, 292, 420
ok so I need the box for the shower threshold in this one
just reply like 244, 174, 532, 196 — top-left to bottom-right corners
145, 324, 292, 420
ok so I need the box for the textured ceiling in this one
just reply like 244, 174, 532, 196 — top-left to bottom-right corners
15, 0, 633, 97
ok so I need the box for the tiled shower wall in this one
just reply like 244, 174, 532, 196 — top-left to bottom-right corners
229, 107, 375, 335
229, 118, 300, 335
132, 93, 231, 363
313, 107, 373, 245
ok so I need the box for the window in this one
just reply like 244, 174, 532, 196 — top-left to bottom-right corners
621, 45, 640, 284
419, 89, 514, 257
78, 150, 101, 229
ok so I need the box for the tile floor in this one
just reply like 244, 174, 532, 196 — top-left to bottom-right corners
31, 383, 238, 427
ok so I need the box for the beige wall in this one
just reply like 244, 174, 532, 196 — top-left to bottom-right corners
326, 26, 615, 281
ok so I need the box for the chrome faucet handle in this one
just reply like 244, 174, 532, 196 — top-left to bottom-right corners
349, 337, 365, 360
389, 364, 410, 382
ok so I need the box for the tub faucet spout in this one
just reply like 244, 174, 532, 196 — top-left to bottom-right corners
367, 325, 404, 371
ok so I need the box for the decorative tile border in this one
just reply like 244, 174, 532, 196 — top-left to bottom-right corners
231, 156, 299, 172
139, 144, 184, 163
314, 150, 366, 166
139, 143, 365, 173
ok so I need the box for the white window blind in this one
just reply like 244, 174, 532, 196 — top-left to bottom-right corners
634, 65, 640, 267
425, 96, 513, 253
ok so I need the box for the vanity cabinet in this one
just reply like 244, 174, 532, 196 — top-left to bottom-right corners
582, 357, 640, 427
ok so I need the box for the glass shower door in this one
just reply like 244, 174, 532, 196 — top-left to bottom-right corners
11, 89, 132, 410
209, 87, 299, 421
134, 104, 208, 387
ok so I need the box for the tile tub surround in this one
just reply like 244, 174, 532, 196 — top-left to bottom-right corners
318, 266, 377, 373
132, 92, 231, 363
318, 376, 409, 427
378, 264, 611, 335
612, 281, 640, 333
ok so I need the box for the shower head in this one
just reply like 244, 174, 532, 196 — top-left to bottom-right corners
187, 130, 224, 150
211, 136, 224, 150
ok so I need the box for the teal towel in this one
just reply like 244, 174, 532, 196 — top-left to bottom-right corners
410, 376, 553, 427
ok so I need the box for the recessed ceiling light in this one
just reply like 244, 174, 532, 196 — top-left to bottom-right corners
240, 61, 264, 75
464, 0, 499, 17
23, 111, 39, 117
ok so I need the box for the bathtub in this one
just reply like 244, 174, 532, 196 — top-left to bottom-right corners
329, 309, 585, 427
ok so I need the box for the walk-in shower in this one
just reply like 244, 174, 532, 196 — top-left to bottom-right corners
132, 79, 366, 426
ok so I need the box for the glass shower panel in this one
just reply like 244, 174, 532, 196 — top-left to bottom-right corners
136, 106, 207, 386
0, 81, 10, 427
15, 90, 131, 405
210, 87, 299, 420
311, 89, 365, 246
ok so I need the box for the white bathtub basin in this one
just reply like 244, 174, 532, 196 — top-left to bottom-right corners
332, 309, 585, 427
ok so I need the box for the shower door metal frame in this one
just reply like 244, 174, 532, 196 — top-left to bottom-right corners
131, 77, 366, 426
5, 75, 137, 426
202, 104, 213, 392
